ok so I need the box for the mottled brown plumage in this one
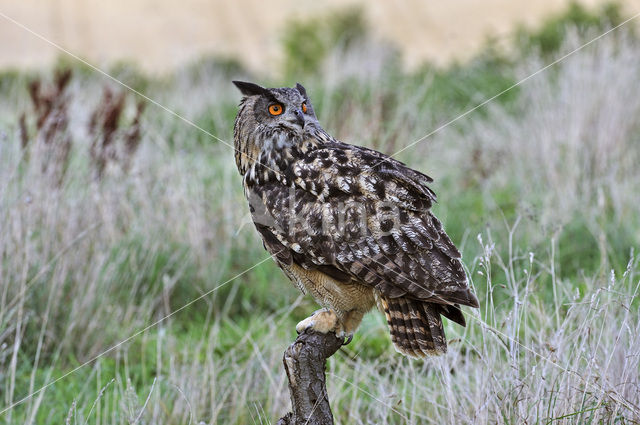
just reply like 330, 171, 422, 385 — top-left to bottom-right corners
232, 81, 479, 357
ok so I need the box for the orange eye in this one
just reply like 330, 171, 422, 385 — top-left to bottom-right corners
268, 104, 283, 116
302, 102, 307, 113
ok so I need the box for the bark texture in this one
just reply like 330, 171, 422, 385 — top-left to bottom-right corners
277, 330, 343, 425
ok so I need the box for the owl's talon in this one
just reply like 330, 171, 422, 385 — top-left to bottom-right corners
342, 335, 353, 345
296, 309, 341, 335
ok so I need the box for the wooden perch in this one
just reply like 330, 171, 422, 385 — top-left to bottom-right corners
277, 330, 344, 425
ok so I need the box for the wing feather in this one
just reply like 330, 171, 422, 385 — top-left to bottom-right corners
249, 143, 478, 308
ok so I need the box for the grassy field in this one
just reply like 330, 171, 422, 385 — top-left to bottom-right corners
1, 5, 639, 424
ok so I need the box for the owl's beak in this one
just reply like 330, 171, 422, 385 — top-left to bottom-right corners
292, 109, 305, 128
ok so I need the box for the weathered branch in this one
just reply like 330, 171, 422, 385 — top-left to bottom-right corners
277, 330, 344, 425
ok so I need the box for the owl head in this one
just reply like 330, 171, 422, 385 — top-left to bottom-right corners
232, 81, 319, 137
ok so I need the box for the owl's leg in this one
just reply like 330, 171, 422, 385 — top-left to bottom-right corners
340, 309, 365, 336
295, 308, 365, 345
296, 308, 341, 336
336, 309, 366, 345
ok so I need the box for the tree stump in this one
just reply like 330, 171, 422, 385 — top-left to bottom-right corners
277, 330, 344, 425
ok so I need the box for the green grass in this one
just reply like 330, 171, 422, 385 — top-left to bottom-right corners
1, 4, 640, 424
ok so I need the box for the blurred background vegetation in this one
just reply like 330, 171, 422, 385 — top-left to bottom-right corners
1, 2, 639, 424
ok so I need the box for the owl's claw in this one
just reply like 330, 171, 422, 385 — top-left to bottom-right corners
296, 309, 356, 346
296, 309, 345, 337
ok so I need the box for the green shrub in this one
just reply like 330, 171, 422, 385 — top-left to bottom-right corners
281, 7, 367, 77
516, 2, 625, 56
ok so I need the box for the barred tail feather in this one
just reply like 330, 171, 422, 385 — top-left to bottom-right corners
377, 295, 448, 357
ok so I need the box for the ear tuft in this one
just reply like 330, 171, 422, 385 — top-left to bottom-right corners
295, 83, 307, 97
232, 81, 267, 97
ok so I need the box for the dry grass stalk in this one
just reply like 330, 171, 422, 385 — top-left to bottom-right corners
20, 68, 73, 186
89, 88, 145, 178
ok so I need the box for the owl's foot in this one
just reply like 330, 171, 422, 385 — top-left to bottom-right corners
296, 309, 352, 344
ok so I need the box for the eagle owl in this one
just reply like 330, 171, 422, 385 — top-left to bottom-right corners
232, 81, 479, 357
